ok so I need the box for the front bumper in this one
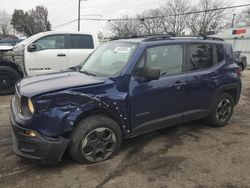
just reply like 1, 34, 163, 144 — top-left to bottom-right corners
10, 98, 69, 164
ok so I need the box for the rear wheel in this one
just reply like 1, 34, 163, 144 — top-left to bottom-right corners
207, 93, 234, 127
0, 66, 21, 95
69, 115, 122, 164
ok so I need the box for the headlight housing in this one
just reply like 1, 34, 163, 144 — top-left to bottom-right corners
21, 97, 35, 117
28, 98, 35, 114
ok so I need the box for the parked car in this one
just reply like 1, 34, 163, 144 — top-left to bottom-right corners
10, 35, 241, 164
0, 31, 99, 95
233, 51, 248, 74
0, 38, 23, 46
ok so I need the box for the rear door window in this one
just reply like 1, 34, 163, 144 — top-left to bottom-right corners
187, 44, 213, 71
69, 34, 94, 49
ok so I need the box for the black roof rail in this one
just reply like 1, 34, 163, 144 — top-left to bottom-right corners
142, 34, 224, 42
204, 36, 224, 41
142, 35, 172, 42
110, 35, 140, 41
109, 33, 224, 42
110, 33, 176, 41
173, 35, 224, 41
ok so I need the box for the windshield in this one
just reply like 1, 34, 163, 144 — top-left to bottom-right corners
80, 42, 138, 77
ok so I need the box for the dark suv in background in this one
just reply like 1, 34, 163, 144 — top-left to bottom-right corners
234, 51, 247, 74
10, 35, 241, 164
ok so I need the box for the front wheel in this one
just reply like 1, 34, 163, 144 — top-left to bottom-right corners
0, 66, 21, 95
69, 115, 122, 164
207, 93, 234, 127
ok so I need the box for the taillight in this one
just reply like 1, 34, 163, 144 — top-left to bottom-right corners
236, 67, 241, 76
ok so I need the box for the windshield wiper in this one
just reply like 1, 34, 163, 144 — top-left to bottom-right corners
80, 70, 96, 77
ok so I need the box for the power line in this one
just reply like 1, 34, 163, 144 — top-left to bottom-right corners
49, 0, 76, 17
83, 3, 250, 21
54, 19, 78, 28
81, 0, 163, 17
54, 3, 250, 28
81, 0, 162, 10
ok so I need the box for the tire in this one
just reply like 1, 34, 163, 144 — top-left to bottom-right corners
207, 93, 234, 127
0, 66, 21, 95
69, 115, 123, 164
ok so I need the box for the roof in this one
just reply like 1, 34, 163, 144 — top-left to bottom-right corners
40, 31, 97, 36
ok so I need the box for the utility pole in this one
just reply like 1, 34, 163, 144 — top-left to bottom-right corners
78, 0, 87, 31
78, 0, 81, 31
231, 13, 236, 28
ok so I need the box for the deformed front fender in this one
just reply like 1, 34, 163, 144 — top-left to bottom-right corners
35, 90, 130, 138
64, 92, 130, 137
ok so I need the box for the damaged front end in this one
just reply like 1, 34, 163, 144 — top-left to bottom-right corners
31, 89, 130, 139
10, 86, 130, 164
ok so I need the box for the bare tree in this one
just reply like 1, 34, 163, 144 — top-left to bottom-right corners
187, 0, 231, 35
107, 4, 189, 37
161, 0, 190, 35
0, 10, 12, 38
105, 0, 233, 38
138, 9, 165, 35
107, 15, 141, 38
243, 8, 250, 26
234, 8, 250, 27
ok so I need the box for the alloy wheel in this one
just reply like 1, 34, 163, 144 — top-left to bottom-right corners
81, 127, 117, 162
216, 99, 232, 122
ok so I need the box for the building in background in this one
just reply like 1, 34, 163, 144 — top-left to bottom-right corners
213, 27, 250, 67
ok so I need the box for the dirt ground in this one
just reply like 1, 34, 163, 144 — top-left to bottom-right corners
0, 71, 250, 188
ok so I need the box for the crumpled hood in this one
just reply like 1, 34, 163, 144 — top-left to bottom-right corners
0, 46, 13, 51
17, 71, 107, 97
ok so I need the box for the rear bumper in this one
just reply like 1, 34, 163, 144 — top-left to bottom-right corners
242, 61, 247, 70
233, 83, 241, 106
10, 98, 69, 164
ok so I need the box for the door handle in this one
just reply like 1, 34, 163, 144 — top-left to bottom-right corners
212, 76, 222, 79
57, 53, 66, 57
173, 82, 186, 90
173, 82, 186, 87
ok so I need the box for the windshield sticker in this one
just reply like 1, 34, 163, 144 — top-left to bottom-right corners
114, 47, 131, 53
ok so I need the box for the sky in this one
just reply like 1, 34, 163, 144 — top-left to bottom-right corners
1, 0, 250, 34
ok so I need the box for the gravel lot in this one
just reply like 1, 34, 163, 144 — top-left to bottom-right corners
0, 70, 250, 188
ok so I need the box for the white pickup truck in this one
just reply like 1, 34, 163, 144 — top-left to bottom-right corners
0, 31, 99, 95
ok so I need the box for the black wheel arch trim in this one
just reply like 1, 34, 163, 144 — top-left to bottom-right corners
0, 59, 24, 77
210, 83, 241, 110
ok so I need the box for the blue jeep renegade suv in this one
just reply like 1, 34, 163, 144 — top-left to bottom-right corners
10, 35, 241, 164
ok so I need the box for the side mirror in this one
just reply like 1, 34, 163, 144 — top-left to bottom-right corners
69, 65, 81, 72
143, 67, 160, 81
27, 43, 36, 52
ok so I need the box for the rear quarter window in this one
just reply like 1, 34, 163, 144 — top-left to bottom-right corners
216, 44, 225, 64
187, 43, 225, 72
69, 34, 94, 49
